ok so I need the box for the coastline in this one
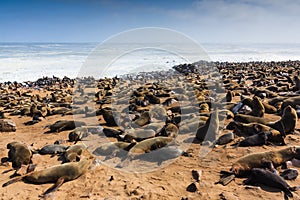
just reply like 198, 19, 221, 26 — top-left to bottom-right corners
0, 60, 299, 199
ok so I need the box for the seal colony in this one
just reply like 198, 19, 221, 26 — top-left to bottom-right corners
0, 60, 299, 199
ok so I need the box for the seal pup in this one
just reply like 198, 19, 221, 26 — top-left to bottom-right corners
244, 168, 298, 199
2, 156, 94, 197
37, 144, 68, 155
93, 142, 135, 159
231, 132, 269, 147
68, 127, 89, 143
133, 111, 151, 127
62, 144, 86, 162
6, 141, 32, 172
156, 123, 179, 138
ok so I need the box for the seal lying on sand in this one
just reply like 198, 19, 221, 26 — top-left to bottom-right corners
244, 168, 299, 199
217, 146, 300, 185
129, 137, 174, 154
2, 156, 94, 197
47, 120, 86, 132
37, 144, 68, 155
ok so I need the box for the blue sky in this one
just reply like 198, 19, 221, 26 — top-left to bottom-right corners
1, 0, 300, 43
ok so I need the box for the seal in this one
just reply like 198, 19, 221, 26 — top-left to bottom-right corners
196, 109, 219, 142
63, 144, 86, 162
133, 146, 189, 165
217, 146, 300, 186
6, 141, 32, 171
244, 168, 297, 199
133, 111, 151, 127
47, 120, 87, 132
2, 156, 94, 197
93, 142, 135, 158
226, 121, 272, 137
249, 96, 265, 117
232, 146, 300, 176
129, 136, 174, 154
231, 132, 269, 147
267, 105, 298, 135
123, 128, 156, 142
234, 113, 271, 124
156, 123, 179, 138
68, 127, 89, 143
100, 107, 118, 126
37, 144, 68, 155
0, 119, 16, 132
281, 96, 300, 110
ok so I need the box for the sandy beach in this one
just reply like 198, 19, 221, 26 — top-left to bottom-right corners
0, 60, 300, 200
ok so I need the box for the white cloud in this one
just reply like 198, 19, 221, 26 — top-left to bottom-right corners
165, 0, 300, 42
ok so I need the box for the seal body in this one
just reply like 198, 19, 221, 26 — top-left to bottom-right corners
7, 141, 32, 169
231, 146, 300, 176
245, 168, 294, 199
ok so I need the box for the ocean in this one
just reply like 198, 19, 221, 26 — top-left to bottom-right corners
0, 42, 300, 82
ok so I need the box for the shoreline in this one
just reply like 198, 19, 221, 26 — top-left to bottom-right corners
0, 59, 299, 199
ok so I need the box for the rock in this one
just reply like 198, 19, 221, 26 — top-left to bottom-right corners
186, 182, 197, 192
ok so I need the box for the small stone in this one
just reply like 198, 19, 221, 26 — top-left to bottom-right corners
186, 182, 197, 192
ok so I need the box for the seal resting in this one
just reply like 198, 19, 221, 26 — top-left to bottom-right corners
218, 146, 300, 186
129, 136, 174, 154
231, 146, 300, 176
47, 120, 86, 132
6, 141, 32, 171
244, 168, 298, 199
2, 156, 94, 197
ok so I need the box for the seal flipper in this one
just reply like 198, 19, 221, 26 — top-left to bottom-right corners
42, 176, 65, 197
2, 176, 23, 187
284, 190, 293, 200
215, 173, 235, 186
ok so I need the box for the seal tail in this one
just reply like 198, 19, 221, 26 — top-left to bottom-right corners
2, 176, 23, 187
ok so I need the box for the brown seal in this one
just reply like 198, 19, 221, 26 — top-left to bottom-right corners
231, 146, 300, 176
233, 113, 271, 124
63, 144, 86, 162
129, 136, 174, 154
133, 111, 151, 127
217, 146, 300, 186
267, 105, 298, 135
156, 123, 179, 138
2, 156, 94, 197
6, 141, 32, 171
47, 120, 87, 132
196, 109, 219, 142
